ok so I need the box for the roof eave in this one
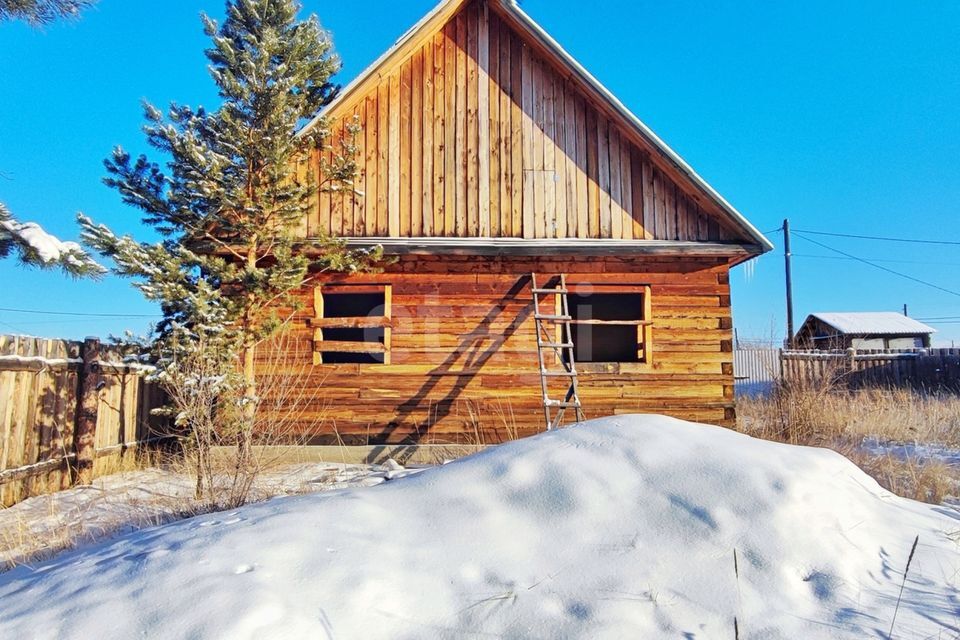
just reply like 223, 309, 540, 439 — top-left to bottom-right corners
298, 0, 467, 139
298, 0, 774, 255
312, 237, 763, 259
494, 0, 773, 254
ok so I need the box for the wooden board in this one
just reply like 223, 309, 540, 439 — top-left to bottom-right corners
305, 0, 753, 246
256, 254, 737, 444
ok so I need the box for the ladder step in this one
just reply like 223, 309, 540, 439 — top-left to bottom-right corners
544, 400, 581, 408
531, 273, 584, 430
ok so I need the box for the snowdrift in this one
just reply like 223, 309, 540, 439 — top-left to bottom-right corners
1, 415, 958, 639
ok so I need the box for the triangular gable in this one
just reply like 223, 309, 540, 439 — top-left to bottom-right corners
297, 0, 773, 254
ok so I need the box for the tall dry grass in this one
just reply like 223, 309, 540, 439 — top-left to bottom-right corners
739, 386, 960, 448
737, 377, 960, 504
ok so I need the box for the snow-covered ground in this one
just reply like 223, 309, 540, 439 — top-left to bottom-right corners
0, 462, 411, 567
1, 415, 958, 639
861, 437, 960, 467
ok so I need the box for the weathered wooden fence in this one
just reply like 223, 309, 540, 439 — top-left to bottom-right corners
782, 348, 960, 390
0, 335, 167, 506
735, 347, 960, 396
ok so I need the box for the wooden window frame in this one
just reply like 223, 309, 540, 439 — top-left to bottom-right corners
561, 283, 653, 367
308, 284, 392, 365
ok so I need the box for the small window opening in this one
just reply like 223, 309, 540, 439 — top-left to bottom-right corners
321, 292, 386, 364
570, 292, 645, 363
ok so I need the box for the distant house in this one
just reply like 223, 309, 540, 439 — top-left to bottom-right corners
794, 312, 935, 350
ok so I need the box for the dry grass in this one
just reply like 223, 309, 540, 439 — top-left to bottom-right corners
0, 472, 208, 571
0, 460, 387, 571
738, 385, 960, 448
737, 379, 960, 504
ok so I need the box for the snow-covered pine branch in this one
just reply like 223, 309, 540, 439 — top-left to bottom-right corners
0, 202, 105, 277
0, 0, 97, 27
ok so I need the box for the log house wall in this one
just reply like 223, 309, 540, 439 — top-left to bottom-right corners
258, 256, 735, 444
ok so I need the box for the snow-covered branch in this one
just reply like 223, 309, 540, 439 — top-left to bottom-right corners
0, 202, 105, 277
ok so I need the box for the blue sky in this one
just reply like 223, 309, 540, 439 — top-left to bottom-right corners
1, 0, 959, 345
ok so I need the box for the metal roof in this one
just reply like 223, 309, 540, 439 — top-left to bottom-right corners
298, 0, 774, 254
808, 312, 936, 336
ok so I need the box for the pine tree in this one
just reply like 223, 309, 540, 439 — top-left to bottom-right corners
0, 0, 96, 26
1, 0, 103, 277
80, 0, 383, 494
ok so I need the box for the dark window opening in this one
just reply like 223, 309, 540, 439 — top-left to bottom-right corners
321, 292, 385, 364
569, 293, 644, 363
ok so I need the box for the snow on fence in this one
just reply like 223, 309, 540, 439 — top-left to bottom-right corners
0, 335, 168, 506
735, 347, 960, 396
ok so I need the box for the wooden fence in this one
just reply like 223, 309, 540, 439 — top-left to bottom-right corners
735, 347, 960, 396
0, 335, 167, 506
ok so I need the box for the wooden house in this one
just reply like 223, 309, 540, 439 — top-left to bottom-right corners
794, 312, 935, 350
268, 0, 773, 444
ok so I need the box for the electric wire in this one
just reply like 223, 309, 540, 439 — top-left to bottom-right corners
0, 306, 159, 318
792, 254, 960, 267
790, 231, 960, 299
791, 228, 960, 246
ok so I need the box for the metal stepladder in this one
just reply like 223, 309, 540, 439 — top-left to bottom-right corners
531, 273, 585, 430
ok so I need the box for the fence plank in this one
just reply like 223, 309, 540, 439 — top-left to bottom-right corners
0, 335, 168, 506
780, 348, 960, 391
735, 347, 960, 396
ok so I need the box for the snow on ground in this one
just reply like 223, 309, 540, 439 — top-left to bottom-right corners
0, 462, 409, 567
1, 415, 959, 639
861, 437, 960, 467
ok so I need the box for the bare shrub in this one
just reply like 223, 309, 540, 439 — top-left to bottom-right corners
156, 329, 325, 510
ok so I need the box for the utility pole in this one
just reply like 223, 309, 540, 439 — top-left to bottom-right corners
903, 303, 908, 317
783, 218, 795, 348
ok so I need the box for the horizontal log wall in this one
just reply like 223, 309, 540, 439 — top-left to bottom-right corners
257, 255, 734, 444
303, 0, 744, 243
0, 335, 166, 506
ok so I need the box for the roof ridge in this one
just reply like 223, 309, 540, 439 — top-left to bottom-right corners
299, 0, 773, 253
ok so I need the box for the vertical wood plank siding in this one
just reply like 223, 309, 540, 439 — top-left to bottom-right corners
306, 0, 744, 242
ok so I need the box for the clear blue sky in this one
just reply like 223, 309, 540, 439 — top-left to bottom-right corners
2, 0, 959, 345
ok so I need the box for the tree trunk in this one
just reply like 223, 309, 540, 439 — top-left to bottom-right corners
234, 241, 260, 498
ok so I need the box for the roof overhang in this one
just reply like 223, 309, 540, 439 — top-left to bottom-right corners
299, 0, 775, 257
327, 237, 762, 261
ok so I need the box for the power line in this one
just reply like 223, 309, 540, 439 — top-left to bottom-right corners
791, 228, 960, 246
0, 319, 27, 333
792, 253, 960, 267
791, 231, 960, 299
0, 306, 159, 318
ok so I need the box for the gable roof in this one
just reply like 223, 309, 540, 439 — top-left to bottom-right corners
301, 0, 773, 254
806, 312, 936, 336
